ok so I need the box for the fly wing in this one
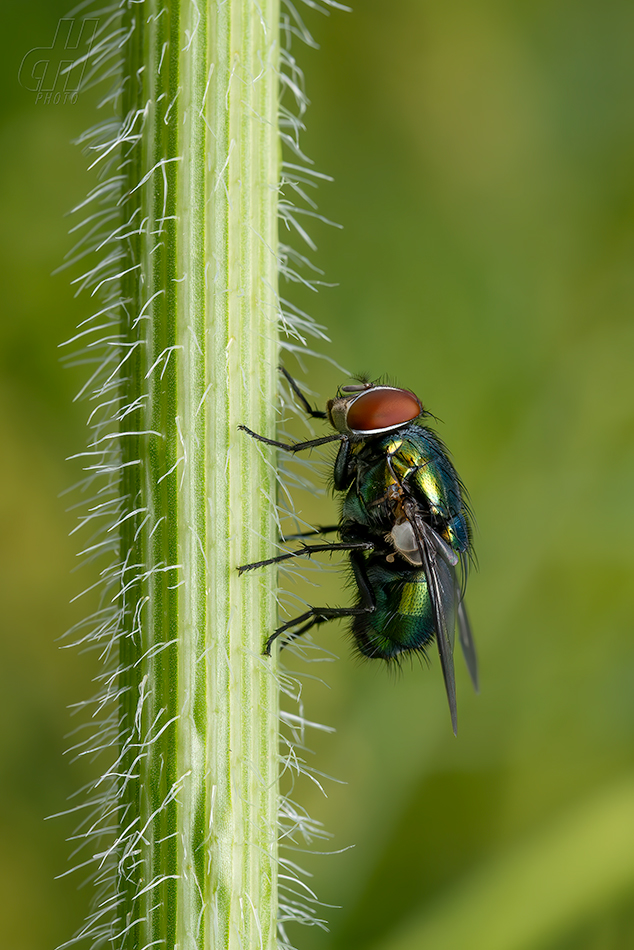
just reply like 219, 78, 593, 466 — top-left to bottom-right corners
413, 516, 459, 735
427, 527, 459, 567
428, 529, 480, 693
433, 554, 459, 735
458, 598, 479, 693
425, 519, 478, 694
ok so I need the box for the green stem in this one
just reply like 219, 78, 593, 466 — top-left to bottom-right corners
65, 0, 344, 946
112, 1, 279, 947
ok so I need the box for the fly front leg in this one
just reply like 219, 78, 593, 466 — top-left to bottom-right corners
280, 366, 328, 420
239, 425, 344, 454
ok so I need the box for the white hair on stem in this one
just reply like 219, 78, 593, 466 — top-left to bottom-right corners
58, 1, 350, 948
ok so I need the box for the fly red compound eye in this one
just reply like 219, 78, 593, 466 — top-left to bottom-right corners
347, 387, 422, 433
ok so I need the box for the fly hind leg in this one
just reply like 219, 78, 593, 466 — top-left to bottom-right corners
264, 549, 376, 654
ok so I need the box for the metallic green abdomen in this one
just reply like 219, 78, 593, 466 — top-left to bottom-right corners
352, 559, 437, 660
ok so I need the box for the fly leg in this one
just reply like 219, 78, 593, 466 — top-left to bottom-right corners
240, 369, 341, 452
239, 425, 344, 454
280, 366, 328, 420
238, 540, 373, 574
237, 524, 340, 572
281, 525, 339, 540
264, 549, 376, 655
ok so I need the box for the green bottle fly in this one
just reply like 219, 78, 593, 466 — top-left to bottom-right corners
239, 370, 478, 734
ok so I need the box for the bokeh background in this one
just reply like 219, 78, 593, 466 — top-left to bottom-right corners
3, 1, 634, 948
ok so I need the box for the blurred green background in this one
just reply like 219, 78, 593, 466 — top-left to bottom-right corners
3, 1, 634, 948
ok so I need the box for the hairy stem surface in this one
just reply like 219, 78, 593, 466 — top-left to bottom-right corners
113, 2, 279, 947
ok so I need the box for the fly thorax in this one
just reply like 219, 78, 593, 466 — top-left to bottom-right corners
391, 458, 415, 483
385, 438, 403, 455
387, 519, 423, 567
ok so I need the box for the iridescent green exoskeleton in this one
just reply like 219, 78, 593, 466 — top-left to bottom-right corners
239, 369, 478, 734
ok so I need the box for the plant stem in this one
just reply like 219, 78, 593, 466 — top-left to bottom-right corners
95, 1, 280, 947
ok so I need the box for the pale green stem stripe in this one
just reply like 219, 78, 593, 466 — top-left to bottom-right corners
116, 2, 280, 948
